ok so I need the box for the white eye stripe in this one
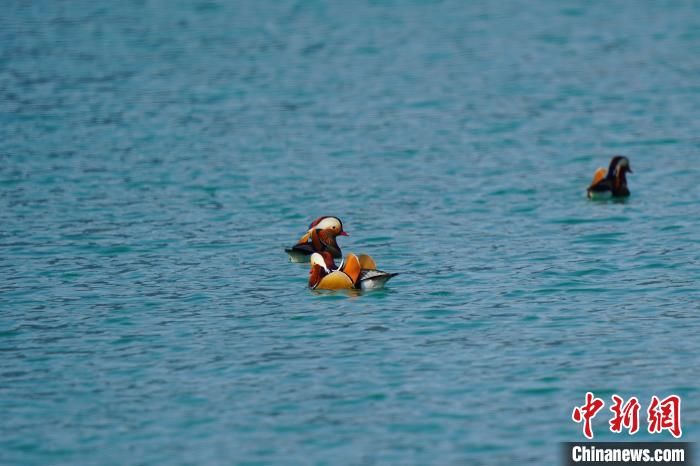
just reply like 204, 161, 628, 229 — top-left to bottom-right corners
314, 217, 342, 231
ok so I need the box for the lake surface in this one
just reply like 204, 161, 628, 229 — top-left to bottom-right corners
2, 0, 700, 464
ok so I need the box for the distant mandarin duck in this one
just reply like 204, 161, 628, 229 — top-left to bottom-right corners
309, 252, 398, 290
285, 216, 348, 262
587, 156, 633, 199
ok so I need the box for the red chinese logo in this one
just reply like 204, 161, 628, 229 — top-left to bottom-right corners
609, 395, 640, 434
572, 393, 682, 439
648, 395, 682, 438
572, 392, 605, 439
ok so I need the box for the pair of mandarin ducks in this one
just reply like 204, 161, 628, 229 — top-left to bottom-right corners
285, 216, 398, 290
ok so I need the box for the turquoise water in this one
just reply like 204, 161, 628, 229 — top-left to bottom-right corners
2, 0, 700, 464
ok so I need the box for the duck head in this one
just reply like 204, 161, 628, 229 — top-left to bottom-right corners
607, 156, 633, 178
609, 156, 632, 195
308, 216, 348, 237
297, 216, 348, 244
309, 252, 333, 288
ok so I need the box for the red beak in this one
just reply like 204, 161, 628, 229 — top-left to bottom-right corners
339, 231, 349, 236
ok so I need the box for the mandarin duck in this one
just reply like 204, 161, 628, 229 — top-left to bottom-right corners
308, 252, 398, 291
587, 156, 633, 199
285, 216, 348, 262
